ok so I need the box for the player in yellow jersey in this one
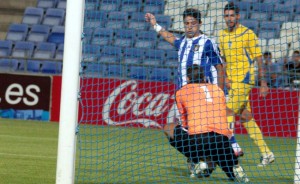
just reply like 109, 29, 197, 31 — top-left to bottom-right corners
218, 2, 274, 167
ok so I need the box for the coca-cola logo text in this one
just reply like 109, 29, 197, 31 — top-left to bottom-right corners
102, 80, 177, 128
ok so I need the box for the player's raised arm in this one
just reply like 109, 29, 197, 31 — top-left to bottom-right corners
145, 13, 177, 45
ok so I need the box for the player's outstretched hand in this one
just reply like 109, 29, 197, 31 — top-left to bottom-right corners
145, 13, 157, 27
259, 81, 269, 98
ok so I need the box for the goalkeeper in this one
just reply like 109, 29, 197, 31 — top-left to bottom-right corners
163, 64, 249, 182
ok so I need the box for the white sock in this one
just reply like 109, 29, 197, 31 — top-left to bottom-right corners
232, 143, 242, 153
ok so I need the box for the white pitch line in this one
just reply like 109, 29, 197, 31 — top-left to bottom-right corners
0, 135, 57, 141
0, 152, 56, 159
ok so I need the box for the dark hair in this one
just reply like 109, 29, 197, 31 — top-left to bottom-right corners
263, 51, 272, 56
183, 8, 202, 23
224, 2, 240, 14
293, 50, 300, 55
187, 64, 205, 83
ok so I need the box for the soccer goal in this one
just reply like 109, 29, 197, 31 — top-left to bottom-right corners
56, 0, 300, 183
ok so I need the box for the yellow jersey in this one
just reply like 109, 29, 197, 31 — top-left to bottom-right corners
218, 24, 262, 84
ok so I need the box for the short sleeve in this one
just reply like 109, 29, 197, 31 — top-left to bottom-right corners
174, 36, 184, 50
247, 30, 262, 59
204, 39, 223, 66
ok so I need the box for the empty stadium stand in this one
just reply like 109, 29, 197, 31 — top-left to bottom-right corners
0, 0, 299, 82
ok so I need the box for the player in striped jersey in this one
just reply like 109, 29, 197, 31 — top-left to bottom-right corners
145, 8, 224, 89
145, 8, 243, 156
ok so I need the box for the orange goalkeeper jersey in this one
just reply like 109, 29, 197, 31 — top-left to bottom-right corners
176, 83, 231, 137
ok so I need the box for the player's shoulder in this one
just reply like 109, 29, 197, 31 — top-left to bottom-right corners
205, 83, 224, 93
239, 24, 256, 36
201, 35, 218, 46
218, 28, 227, 36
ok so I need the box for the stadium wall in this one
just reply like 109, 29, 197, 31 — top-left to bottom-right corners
0, 73, 298, 138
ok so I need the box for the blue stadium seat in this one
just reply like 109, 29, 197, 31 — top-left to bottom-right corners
82, 27, 94, 43
272, 4, 294, 22
33, 42, 56, 59
128, 12, 150, 30
12, 41, 35, 58
22, 7, 44, 25
27, 60, 42, 73
142, 0, 165, 14
236, 2, 252, 12
120, 0, 142, 13
27, 24, 50, 42
85, 0, 99, 10
0, 40, 13, 57
283, 0, 298, 6
41, 60, 62, 74
165, 50, 178, 67
234, 2, 251, 19
57, 0, 66, 9
113, 29, 136, 47
149, 67, 172, 82
155, 15, 172, 29
157, 39, 175, 51
42, 8, 65, 26
99, 46, 122, 63
143, 49, 165, 66
17, 59, 25, 71
55, 43, 64, 60
259, 21, 281, 39
106, 11, 128, 29
294, 6, 300, 21
91, 28, 114, 46
240, 19, 259, 34
127, 66, 148, 80
6, 24, 28, 41
0, 59, 21, 72
82, 62, 107, 76
107, 64, 124, 77
251, 3, 274, 21
263, 0, 283, 4
48, 26, 65, 44
99, 0, 121, 11
37, 0, 57, 8
135, 31, 157, 49
123, 47, 143, 64
0, 59, 12, 71
84, 10, 108, 28
240, 0, 259, 2
82, 44, 101, 61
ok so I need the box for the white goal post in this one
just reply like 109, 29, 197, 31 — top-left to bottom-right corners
55, 0, 85, 183
294, 97, 300, 184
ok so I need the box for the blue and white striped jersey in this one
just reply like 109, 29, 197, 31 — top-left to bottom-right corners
174, 34, 223, 89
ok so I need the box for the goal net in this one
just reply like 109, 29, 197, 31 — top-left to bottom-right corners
62, 0, 300, 183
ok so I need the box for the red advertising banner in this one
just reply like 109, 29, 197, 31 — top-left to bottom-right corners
51, 76, 299, 137
79, 78, 176, 129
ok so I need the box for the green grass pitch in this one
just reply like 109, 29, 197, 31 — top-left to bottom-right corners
0, 118, 297, 184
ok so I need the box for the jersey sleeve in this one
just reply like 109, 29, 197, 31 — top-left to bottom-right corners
204, 39, 223, 66
175, 90, 187, 127
217, 31, 226, 58
247, 30, 262, 59
174, 36, 184, 50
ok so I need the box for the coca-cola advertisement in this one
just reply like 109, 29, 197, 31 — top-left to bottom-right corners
50, 76, 299, 137
79, 78, 177, 128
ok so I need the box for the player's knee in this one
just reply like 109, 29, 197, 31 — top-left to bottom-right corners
163, 124, 172, 138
